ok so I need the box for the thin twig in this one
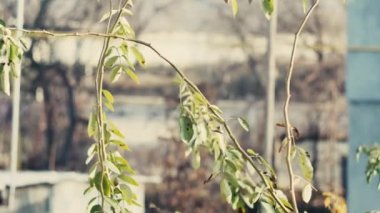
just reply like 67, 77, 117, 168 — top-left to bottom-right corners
8, 25, 289, 212
283, 1, 319, 212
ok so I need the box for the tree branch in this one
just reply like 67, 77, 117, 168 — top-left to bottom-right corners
283, 1, 320, 212
8, 24, 289, 211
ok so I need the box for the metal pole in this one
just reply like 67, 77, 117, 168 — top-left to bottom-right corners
9, 0, 24, 210
264, 0, 277, 166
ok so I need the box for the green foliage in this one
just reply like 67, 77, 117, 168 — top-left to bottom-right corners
0, 20, 26, 95
178, 81, 292, 211
0, 0, 320, 212
237, 117, 250, 132
296, 146, 314, 182
86, 1, 143, 212
224, 0, 275, 19
357, 144, 380, 189
262, 0, 274, 19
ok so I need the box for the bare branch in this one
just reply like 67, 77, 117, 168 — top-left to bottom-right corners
283, 1, 320, 212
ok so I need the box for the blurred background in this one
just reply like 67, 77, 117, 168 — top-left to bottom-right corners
0, 0, 375, 212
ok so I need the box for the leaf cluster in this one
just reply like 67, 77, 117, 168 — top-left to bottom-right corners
178, 82, 291, 211
357, 144, 380, 190
0, 20, 27, 95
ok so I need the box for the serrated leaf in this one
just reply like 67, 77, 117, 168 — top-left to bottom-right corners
238, 117, 250, 132
119, 175, 139, 186
124, 68, 139, 84
297, 147, 314, 181
179, 116, 194, 143
105, 160, 121, 174
131, 46, 145, 66
302, 184, 312, 203
231, 0, 239, 16
102, 89, 114, 104
262, 0, 274, 19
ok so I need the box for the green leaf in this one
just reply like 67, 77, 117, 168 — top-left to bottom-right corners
93, 171, 103, 192
179, 116, 194, 143
109, 122, 125, 138
104, 99, 114, 112
9, 44, 18, 63
122, 8, 133, 16
238, 117, 250, 132
302, 0, 309, 13
262, 0, 274, 19
247, 148, 256, 156
209, 104, 223, 115
105, 160, 121, 174
99, 9, 119, 22
231, 0, 239, 16
88, 163, 98, 178
90, 204, 103, 213
102, 89, 114, 104
110, 66, 123, 83
131, 46, 145, 66
105, 56, 119, 68
87, 111, 97, 137
119, 175, 139, 186
0, 65, 10, 96
110, 139, 130, 150
124, 68, 140, 84
83, 186, 94, 196
302, 184, 312, 203
297, 147, 314, 181
220, 179, 232, 203
102, 177, 111, 197
86, 152, 95, 165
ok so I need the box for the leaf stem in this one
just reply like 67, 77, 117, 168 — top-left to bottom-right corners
283, 1, 319, 212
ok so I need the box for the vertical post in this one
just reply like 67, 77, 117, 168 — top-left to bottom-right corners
9, 0, 24, 210
264, 0, 277, 165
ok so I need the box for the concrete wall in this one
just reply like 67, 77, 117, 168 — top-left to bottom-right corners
347, 0, 380, 212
